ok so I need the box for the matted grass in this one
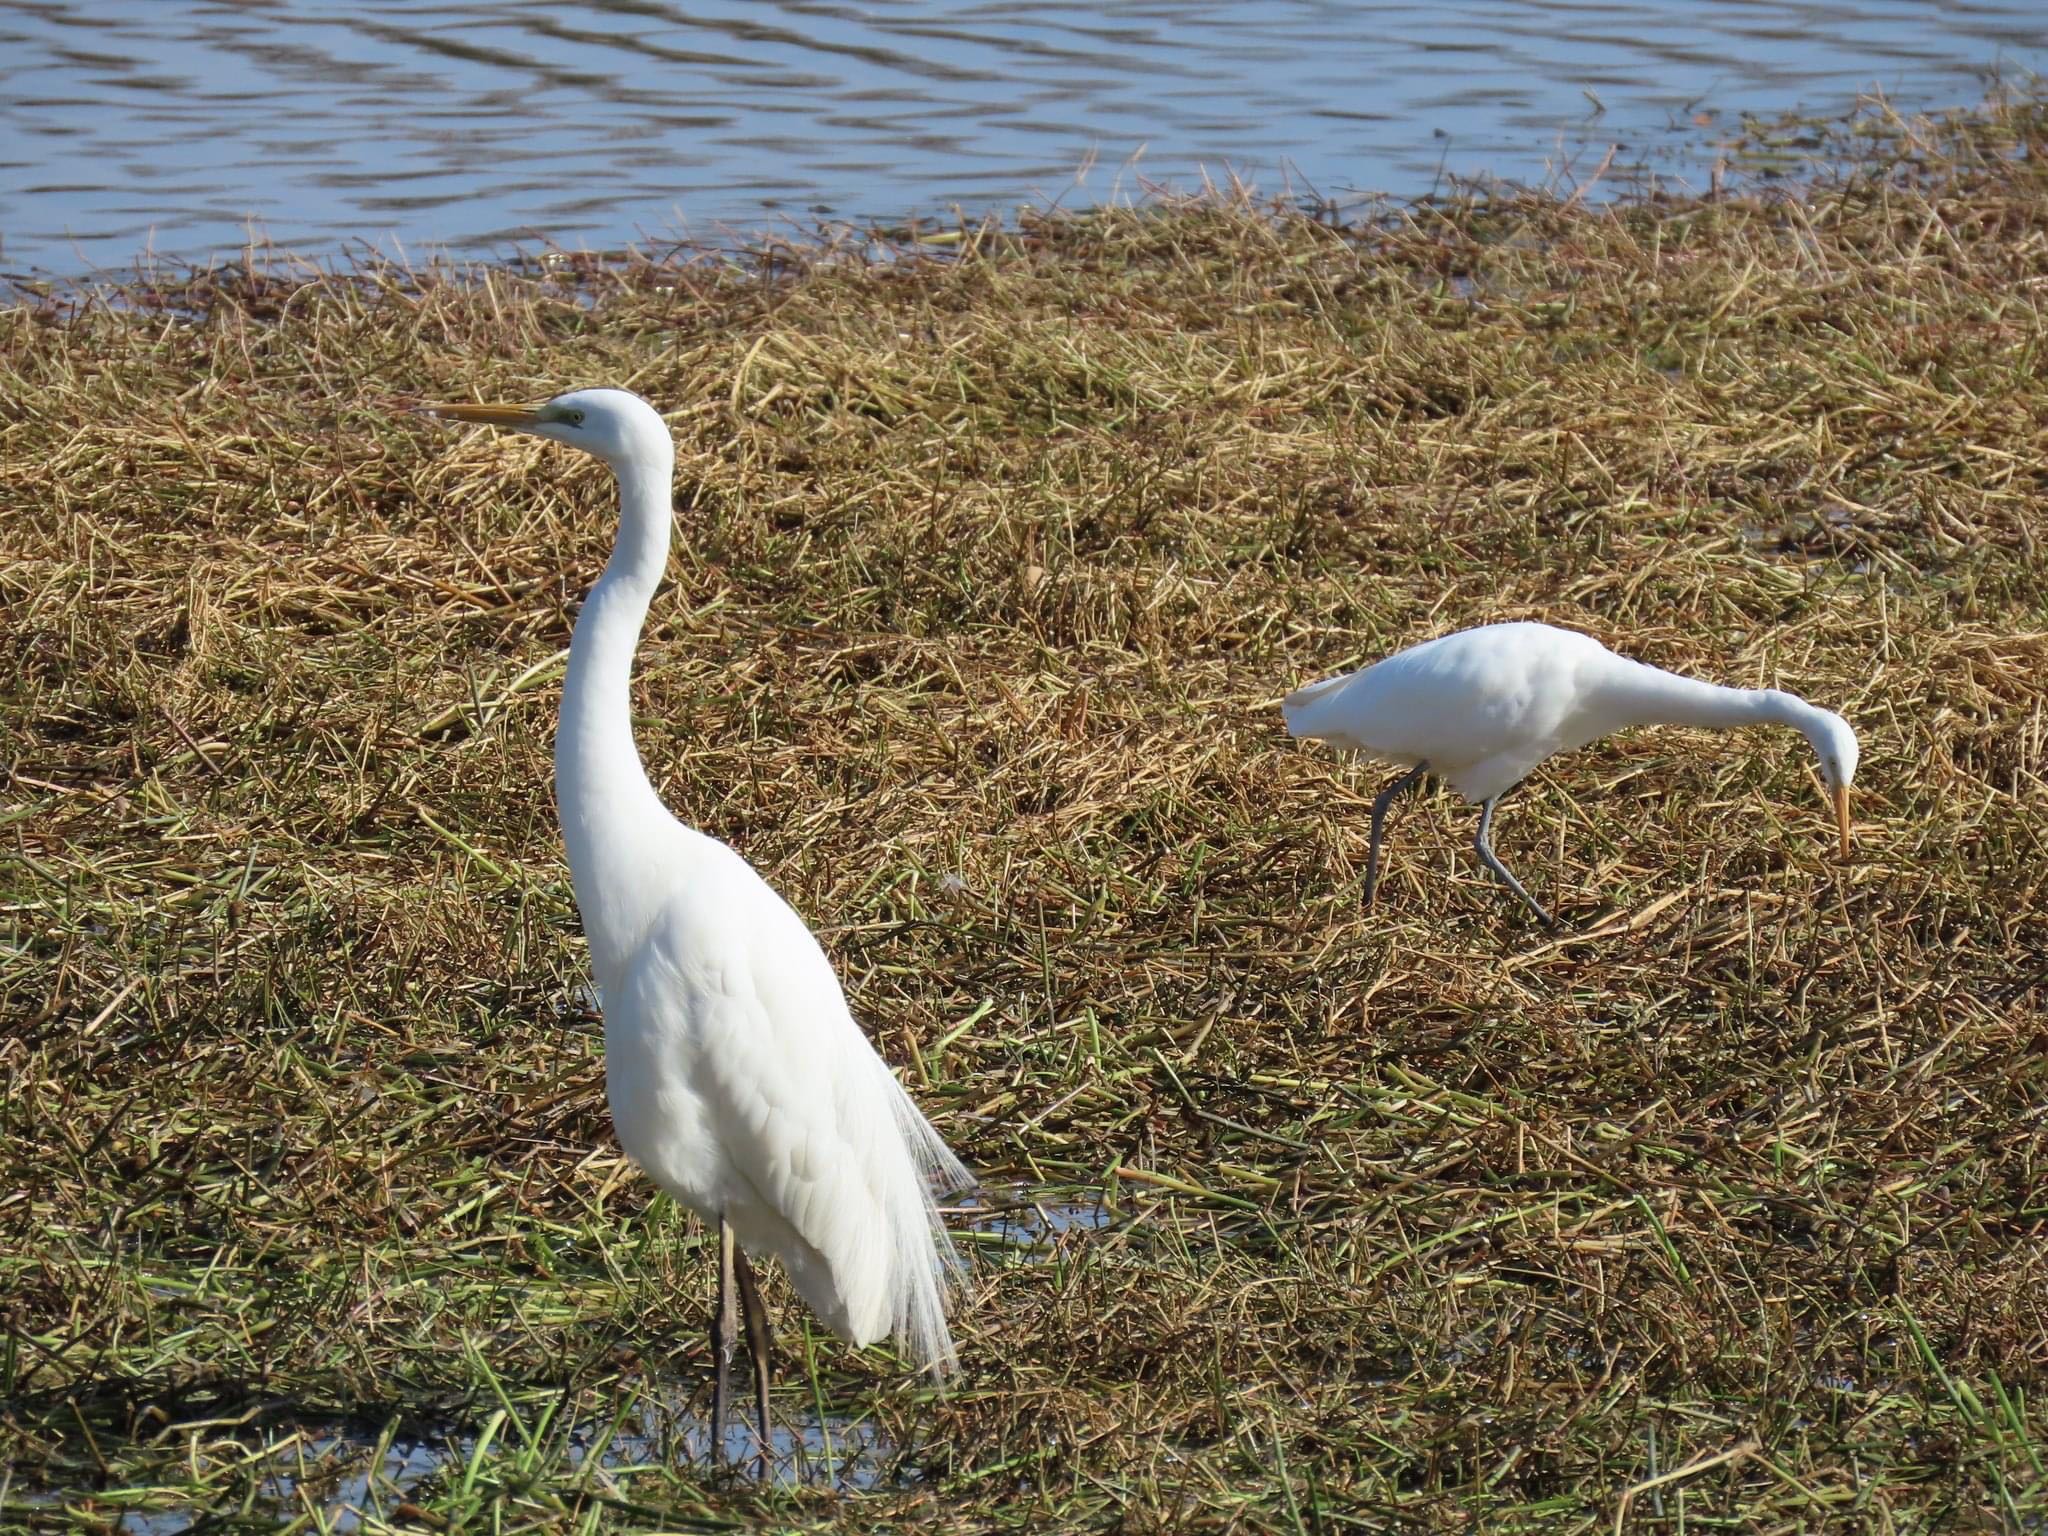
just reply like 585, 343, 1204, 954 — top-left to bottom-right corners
3, 95, 2045, 1532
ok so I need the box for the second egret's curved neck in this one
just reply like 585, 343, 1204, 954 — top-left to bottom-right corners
555, 451, 676, 902
1593, 657, 1814, 736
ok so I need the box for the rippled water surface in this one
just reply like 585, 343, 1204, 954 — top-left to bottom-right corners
2, 1, 2044, 272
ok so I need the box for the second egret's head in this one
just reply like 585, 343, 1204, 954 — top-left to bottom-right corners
421, 387, 672, 473
1807, 707, 1859, 857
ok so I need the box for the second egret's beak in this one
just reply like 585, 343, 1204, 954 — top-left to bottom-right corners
1833, 785, 1853, 859
418, 401, 544, 428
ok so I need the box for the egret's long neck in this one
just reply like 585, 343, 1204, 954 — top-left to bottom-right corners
555, 451, 676, 925
1591, 656, 1810, 736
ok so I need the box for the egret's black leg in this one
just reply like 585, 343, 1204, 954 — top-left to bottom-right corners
732, 1246, 775, 1480
710, 1218, 737, 1465
1363, 761, 1430, 910
1475, 796, 1556, 927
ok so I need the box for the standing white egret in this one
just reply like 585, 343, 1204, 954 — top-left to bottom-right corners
1281, 621, 1858, 925
422, 388, 972, 1473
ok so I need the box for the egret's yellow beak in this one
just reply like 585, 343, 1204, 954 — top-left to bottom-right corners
1833, 784, 1853, 859
418, 401, 544, 427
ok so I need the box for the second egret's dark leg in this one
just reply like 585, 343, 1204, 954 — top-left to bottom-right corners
1363, 760, 1430, 910
710, 1217, 737, 1465
1474, 796, 1556, 927
732, 1246, 775, 1479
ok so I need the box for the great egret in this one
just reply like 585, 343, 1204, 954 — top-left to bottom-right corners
422, 388, 973, 1473
1281, 621, 1858, 925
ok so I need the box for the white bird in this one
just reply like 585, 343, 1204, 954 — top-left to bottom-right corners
1281, 621, 1858, 925
422, 388, 972, 1473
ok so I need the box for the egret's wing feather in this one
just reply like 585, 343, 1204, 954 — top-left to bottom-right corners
642, 850, 969, 1372
883, 1063, 975, 1196
1279, 669, 1355, 732
696, 967, 892, 1334
736, 886, 972, 1365
1287, 624, 1610, 787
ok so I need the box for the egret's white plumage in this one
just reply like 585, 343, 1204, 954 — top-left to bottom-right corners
1283, 620, 1858, 922
423, 388, 971, 1462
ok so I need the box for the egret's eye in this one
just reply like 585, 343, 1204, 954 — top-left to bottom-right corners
564, 409, 586, 427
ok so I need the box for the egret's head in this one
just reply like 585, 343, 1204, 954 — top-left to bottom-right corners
420, 387, 671, 472
1806, 707, 1859, 857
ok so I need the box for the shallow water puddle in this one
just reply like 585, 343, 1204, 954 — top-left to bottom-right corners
19, 1392, 912, 1533
618, 1381, 910, 1490
956, 1190, 1115, 1261
31, 1200, 1110, 1526
9, 1430, 447, 1536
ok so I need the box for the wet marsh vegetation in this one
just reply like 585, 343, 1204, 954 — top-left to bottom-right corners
3, 97, 2046, 1531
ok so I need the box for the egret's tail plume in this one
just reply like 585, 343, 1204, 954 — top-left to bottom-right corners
1281, 672, 1352, 739
883, 1067, 975, 1377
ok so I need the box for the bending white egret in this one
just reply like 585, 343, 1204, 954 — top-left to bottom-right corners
422, 388, 972, 1473
1281, 621, 1858, 925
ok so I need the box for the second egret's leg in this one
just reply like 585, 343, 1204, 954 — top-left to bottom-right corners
710, 1218, 737, 1464
732, 1246, 775, 1480
1363, 760, 1429, 909
1475, 796, 1555, 927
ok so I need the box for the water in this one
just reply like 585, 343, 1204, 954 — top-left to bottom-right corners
2, 1, 2044, 275
960, 1191, 1115, 1260
16, 1393, 910, 1533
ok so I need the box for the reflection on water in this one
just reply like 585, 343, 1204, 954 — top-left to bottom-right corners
961, 1190, 1115, 1259
0, 0, 2043, 273
629, 1377, 911, 1487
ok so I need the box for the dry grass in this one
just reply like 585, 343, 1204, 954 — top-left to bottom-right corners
3, 95, 2046, 1533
